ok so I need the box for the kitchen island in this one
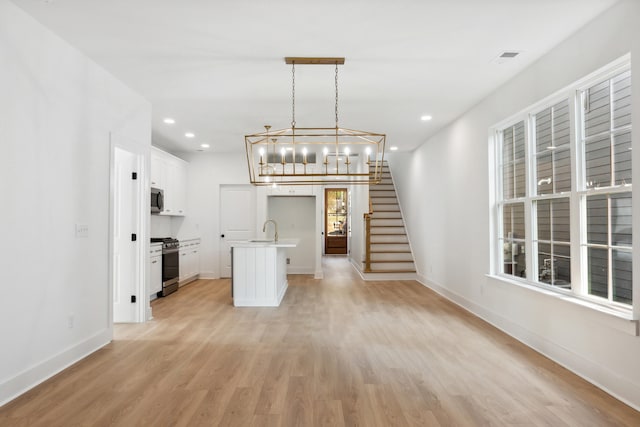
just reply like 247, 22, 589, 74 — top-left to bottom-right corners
230, 239, 298, 307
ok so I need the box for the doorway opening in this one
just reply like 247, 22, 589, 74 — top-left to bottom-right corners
324, 188, 348, 254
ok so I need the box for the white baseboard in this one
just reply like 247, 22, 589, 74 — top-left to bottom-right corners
415, 274, 640, 412
179, 274, 199, 287
0, 328, 112, 407
198, 272, 218, 280
277, 281, 289, 305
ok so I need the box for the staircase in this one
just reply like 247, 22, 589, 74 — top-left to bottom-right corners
363, 161, 417, 280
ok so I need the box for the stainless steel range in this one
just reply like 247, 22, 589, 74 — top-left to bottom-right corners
151, 238, 179, 297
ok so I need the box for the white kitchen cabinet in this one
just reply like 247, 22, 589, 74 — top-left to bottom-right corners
150, 151, 165, 189
163, 160, 187, 216
179, 238, 200, 286
150, 244, 163, 297
151, 147, 188, 216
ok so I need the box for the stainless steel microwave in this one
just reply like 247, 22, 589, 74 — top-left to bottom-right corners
151, 188, 164, 214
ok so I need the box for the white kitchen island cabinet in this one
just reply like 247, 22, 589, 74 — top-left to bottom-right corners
230, 239, 298, 307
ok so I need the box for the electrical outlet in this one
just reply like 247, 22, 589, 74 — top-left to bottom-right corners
75, 223, 89, 238
68, 313, 75, 329
286, 258, 290, 265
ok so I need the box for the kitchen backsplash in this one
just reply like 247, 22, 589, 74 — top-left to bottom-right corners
150, 215, 172, 237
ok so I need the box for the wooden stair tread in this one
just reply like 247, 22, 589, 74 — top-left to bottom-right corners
368, 260, 414, 263
371, 225, 405, 227
370, 250, 411, 253
370, 241, 409, 244
370, 233, 407, 236
364, 269, 417, 273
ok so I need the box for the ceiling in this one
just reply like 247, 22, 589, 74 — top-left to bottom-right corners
12, 0, 618, 154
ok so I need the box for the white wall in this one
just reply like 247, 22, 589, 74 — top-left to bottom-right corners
174, 151, 249, 278
150, 215, 172, 238
348, 183, 368, 273
390, 0, 640, 409
0, 0, 151, 406
267, 196, 316, 274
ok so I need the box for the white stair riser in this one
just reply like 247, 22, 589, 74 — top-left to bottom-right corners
370, 235, 408, 243
371, 199, 398, 205
370, 252, 414, 262
370, 190, 397, 197
371, 219, 404, 227
371, 211, 401, 219
369, 262, 416, 270
370, 227, 406, 235
370, 243, 410, 251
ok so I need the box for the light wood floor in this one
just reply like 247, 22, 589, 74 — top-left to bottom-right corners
1, 257, 638, 426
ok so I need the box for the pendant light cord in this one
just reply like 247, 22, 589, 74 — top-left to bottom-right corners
291, 62, 296, 128
335, 63, 339, 128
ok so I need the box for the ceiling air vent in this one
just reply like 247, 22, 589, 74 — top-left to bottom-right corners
499, 51, 520, 58
492, 51, 522, 64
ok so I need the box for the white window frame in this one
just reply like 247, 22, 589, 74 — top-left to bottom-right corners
577, 64, 633, 308
491, 54, 633, 315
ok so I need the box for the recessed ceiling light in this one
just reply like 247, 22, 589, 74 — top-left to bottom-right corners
163, 118, 175, 124
390, 146, 398, 151
200, 143, 210, 148
421, 115, 432, 121
185, 132, 195, 138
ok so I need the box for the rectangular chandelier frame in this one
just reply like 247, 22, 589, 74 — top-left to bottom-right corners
244, 126, 385, 186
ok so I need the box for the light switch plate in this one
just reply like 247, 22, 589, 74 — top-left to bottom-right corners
75, 223, 89, 238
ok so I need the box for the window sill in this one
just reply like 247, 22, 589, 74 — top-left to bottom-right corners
485, 274, 638, 335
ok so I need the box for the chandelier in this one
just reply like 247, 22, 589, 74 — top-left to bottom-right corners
244, 57, 385, 186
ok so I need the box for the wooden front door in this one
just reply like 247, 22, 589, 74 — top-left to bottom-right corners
325, 188, 348, 254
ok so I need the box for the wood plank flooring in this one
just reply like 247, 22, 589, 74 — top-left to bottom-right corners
1, 257, 638, 426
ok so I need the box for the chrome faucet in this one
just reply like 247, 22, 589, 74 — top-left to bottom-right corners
262, 219, 278, 242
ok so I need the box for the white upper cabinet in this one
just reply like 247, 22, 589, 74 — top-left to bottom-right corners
150, 153, 165, 189
151, 147, 188, 216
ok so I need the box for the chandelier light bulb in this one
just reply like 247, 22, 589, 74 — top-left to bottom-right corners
365, 147, 372, 155
259, 147, 265, 155
344, 147, 350, 156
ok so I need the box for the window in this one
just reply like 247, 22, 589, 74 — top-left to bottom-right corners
532, 100, 572, 288
581, 69, 633, 305
499, 122, 526, 278
493, 58, 632, 309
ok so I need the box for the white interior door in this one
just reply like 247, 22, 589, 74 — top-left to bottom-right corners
113, 146, 140, 322
220, 185, 255, 278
